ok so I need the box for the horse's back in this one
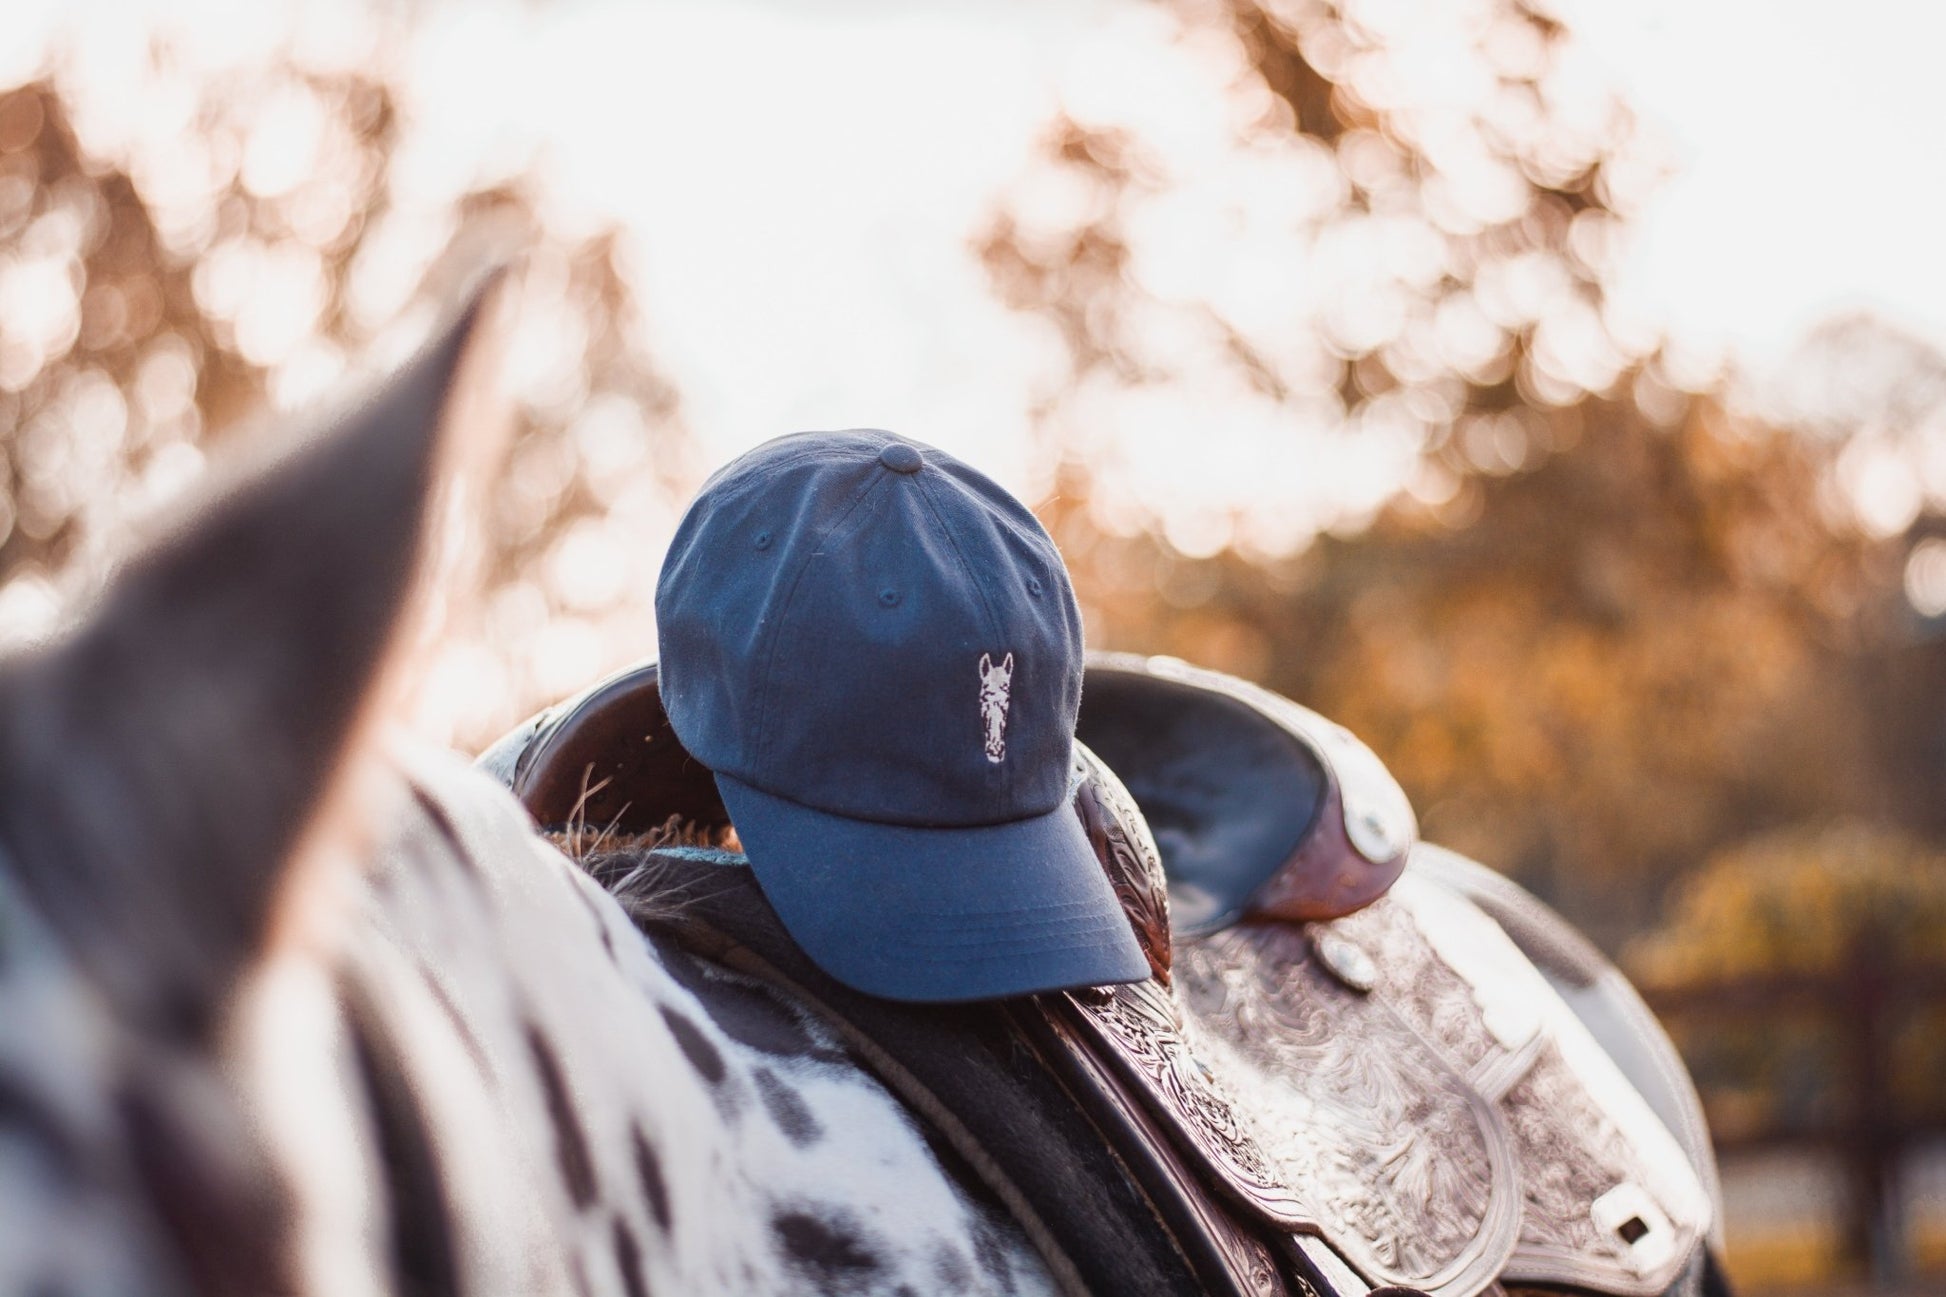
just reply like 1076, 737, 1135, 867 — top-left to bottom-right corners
336, 748, 1054, 1297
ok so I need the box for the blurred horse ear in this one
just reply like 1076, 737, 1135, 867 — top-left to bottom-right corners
0, 270, 510, 1042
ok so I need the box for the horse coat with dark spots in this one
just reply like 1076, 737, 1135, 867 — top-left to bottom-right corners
323, 745, 1054, 1297
0, 291, 1053, 1297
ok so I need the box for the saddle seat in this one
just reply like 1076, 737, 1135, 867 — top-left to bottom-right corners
482, 656, 1721, 1297
477, 650, 1416, 934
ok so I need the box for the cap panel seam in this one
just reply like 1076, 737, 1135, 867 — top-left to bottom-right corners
912, 471, 1004, 651
749, 466, 891, 774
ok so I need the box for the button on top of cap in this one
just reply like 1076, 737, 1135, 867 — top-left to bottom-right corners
878, 443, 924, 474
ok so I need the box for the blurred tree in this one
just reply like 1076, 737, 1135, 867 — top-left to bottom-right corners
1874, 521, 1946, 837
1627, 820, 1946, 1141
1761, 317, 1946, 836
1042, 394, 1893, 937
0, 39, 687, 743
1631, 820, 1946, 987
982, 0, 1675, 554
982, 0, 1921, 935
989, 10, 1946, 1226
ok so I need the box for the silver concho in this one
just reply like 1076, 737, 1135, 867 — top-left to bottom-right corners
1311, 929, 1378, 993
1312, 721, 1416, 864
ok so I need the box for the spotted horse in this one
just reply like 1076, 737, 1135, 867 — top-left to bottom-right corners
0, 283, 1731, 1296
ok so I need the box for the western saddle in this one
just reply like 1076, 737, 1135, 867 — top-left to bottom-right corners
480, 654, 1722, 1297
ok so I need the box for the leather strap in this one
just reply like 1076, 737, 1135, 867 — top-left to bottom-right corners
621, 848, 1317, 1297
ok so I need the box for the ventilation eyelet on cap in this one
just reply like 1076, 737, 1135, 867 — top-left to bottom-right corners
754, 530, 772, 550
879, 589, 901, 607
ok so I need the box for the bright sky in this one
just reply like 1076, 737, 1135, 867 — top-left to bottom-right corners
1557, 0, 1946, 381
18, 0, 1946, 498
12, 0, 1946, 731
510, 0, 1946, 517
517, 0, 1112, 490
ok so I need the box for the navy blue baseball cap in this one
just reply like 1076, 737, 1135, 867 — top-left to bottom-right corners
654, 429, 1149, 1002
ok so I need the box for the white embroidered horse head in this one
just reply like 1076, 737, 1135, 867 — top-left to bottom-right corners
977, 652, 1014, 763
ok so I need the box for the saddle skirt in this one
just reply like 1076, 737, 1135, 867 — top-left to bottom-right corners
1059, 862, 1711, 1297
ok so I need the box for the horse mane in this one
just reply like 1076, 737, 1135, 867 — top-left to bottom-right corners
551, 815, 743, 928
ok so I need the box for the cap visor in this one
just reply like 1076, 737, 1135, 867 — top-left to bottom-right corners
714, 772, 1151, 1003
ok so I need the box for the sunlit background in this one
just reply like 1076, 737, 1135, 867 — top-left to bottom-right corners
2, 0, 1944, 1290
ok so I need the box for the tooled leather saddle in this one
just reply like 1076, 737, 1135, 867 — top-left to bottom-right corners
480, 655, 1725, 1297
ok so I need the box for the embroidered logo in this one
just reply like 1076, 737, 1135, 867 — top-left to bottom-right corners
978, 652, 1014, 764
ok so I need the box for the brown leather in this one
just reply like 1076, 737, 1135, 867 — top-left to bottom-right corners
1059, 743, 1365, 1297
489, 671, 1345, 1295
1025, 995, 1292, 1296
482, 661, 730, 836
484, 659, 1713, 1297
1244, 774, 1395, 923
1073, 748, 1172, 985
1077, 653, 1413, 932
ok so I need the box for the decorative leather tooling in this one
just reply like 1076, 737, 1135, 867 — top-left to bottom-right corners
491, 655, 1717, 1297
